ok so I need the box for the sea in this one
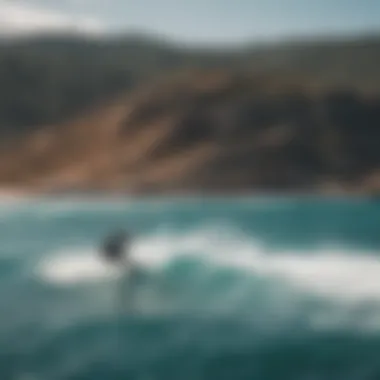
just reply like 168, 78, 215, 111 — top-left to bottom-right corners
1, 196, 380, 380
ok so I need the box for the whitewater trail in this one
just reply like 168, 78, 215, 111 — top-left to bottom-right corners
38, 226, 380, 304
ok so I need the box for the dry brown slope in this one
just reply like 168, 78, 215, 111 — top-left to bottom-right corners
0, 70, 380, 195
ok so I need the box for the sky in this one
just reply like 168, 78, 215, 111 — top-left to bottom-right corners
0, 0, 379, 44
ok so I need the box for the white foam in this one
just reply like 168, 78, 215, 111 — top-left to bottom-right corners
38, 226, 380, 304
255, 252, 380, 302
38, 248, 124, 285
132, 226, 380, 304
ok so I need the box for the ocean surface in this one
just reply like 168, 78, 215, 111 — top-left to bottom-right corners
1, 196, 380, 380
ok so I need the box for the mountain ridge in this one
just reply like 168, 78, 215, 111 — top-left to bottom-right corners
0, 68, 379, 195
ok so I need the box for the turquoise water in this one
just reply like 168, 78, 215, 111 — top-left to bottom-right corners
1, 197, 380, 380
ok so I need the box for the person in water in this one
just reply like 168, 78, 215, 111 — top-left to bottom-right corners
101, 229, 131, 265
100, 229, 139, 312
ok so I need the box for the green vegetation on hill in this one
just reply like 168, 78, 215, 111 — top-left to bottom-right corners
0, 33, 380, 136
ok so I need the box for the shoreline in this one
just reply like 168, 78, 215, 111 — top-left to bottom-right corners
0, 187, 379, 202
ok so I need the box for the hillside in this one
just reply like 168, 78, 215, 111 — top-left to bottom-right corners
0, 33, 380, 137
0, 70, 379, 195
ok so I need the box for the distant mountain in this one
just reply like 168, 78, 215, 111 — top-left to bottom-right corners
0, 33, 379, 137
0, 69, 379, 195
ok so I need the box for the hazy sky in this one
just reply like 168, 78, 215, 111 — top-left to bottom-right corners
0, 0, 379, 44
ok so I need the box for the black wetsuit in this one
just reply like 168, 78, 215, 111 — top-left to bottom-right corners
101, 231, 130, 263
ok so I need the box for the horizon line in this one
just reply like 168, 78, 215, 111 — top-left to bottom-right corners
1, 27, 380, 50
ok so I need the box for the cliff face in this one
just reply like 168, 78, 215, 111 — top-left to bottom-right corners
0, 70, 379, 195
